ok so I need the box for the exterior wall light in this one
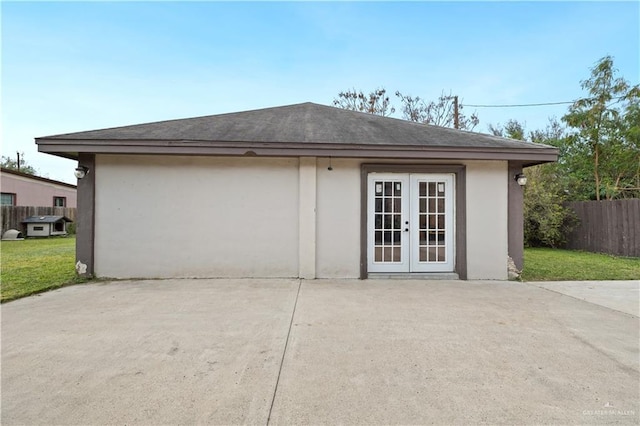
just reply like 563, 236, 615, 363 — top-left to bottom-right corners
515, 173, 527, 186
74, 166, 89, 179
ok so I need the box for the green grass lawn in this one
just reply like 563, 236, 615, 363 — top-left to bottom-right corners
2, 237, 638, 301
522, 248, 640, 281
1, 236, 83, 302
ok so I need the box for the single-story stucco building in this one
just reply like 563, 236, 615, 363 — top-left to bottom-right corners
36, 102, 557, 280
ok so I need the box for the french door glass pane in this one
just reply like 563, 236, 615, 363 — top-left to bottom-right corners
418, 180, 447, 263
373, 180, 402, 263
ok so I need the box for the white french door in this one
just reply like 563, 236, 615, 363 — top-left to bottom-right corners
367, 173, 455, 273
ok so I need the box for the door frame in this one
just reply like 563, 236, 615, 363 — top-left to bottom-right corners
409, 173, 455, 272
360, 164, 467, 279
366, 173, 411, 273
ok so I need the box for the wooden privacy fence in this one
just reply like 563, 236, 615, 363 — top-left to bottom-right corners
565, 199, 640, 257
1, 206, 77, 235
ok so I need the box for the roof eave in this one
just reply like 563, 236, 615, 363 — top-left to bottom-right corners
37, 139, 558, 165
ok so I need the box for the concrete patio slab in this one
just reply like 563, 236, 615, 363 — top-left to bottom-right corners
269, 280, 639, 425
527, 280, 639, 317
1, 279, 299, 425
2, 279, 638, 425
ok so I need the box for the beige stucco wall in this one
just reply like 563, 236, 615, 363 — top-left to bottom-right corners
94, 155, 509, 280
314, 158, 509, 280
316, 158, 362, 278
94, 155, 299, 278
464, 161, 509, 280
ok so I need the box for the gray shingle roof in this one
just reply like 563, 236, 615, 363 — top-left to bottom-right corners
22, 215, 73, 224
36, 102, 558, 165
40, 102, 551, 150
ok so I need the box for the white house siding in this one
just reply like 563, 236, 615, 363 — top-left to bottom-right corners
94, 155, 299, 278
464, 161, 509, 280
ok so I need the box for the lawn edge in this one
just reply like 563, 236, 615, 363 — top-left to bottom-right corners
1, 278, 92, 304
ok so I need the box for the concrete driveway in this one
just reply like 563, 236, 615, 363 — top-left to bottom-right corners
527, 280, 639, 317
2, 279, 638, 425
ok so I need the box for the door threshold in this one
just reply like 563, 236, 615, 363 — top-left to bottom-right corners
367, 272, 460, 280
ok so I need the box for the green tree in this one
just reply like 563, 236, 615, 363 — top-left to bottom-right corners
1, 152, 37, 175
488, 119, 526, 140
523, 164, 577, 247
489, 118, 577, 247
396, 90, 479, 130
562, 56, 640, 200
333, 88, 395, 116
620, 96, 640, 195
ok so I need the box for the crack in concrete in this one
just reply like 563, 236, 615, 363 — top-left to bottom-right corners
266, 279, 302, 425
565, 326, 640, 376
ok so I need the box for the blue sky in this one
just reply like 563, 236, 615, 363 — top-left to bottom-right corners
2, 1, 638, 183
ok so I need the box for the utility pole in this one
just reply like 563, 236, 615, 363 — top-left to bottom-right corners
453, 96, 459, 130
444, 94, 461, 129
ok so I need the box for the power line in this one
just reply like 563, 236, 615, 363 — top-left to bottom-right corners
463, 100, 575, 108
463, 95, 628, 109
